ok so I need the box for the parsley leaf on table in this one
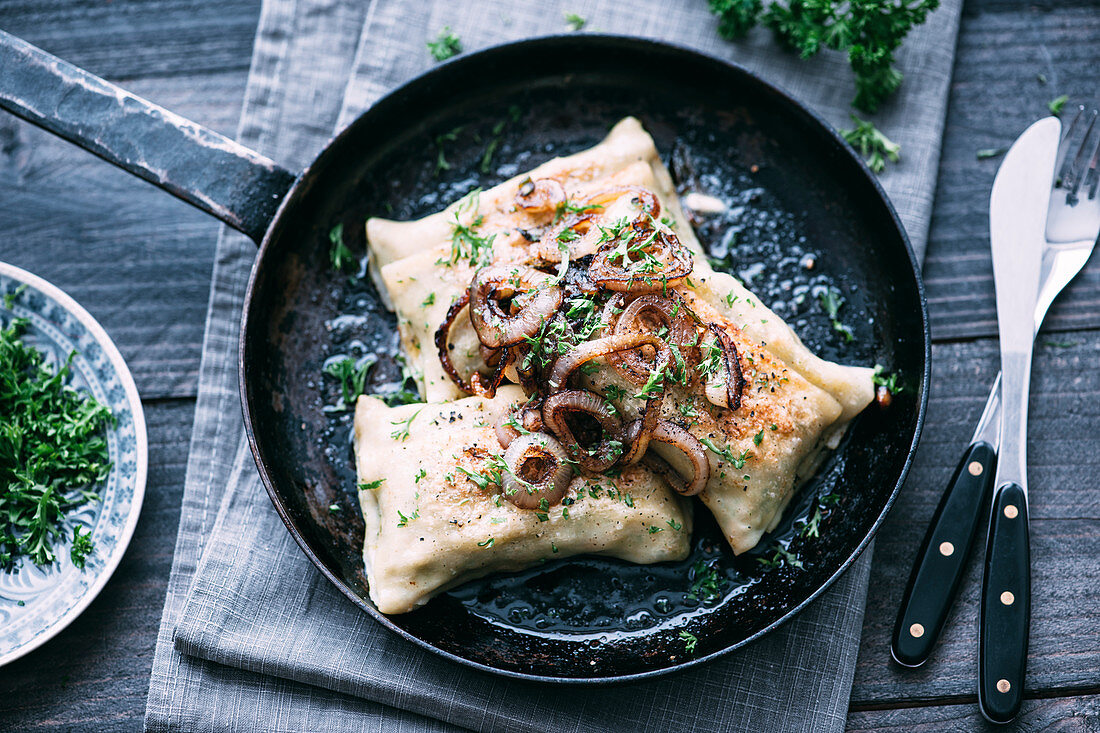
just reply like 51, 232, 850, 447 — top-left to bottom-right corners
1048, 94, 1070, 117
839, 115, 901, 173
710, 0, 939, 114
427, 26, 462, 62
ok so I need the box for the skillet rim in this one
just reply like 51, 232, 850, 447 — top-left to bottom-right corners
238, 32, 931, 685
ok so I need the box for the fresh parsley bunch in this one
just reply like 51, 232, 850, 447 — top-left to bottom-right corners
710, 0, 938, 172
710, 0, 939, 114
0, 315, 113, 571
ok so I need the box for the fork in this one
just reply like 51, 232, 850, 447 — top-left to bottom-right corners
892, 107, 1100, 673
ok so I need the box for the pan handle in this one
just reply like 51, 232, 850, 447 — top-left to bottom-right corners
0, 30, 295, 244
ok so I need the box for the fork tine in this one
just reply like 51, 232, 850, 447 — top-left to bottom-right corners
1054, 105, 1085, 179
1086, 114, 1100, 201
1067, 110, 1097, 198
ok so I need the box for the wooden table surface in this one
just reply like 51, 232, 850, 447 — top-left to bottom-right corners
1, 0, 1098, 730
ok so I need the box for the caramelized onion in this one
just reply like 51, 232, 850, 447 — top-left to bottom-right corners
495, 402, 546, 448
618, 343, 673, 466
642, 420, 710, 496
502, 433, 572, 509
701, 325, 745, 411
581, 186, 661, 219
589, 222, 693, 293
435, 292, 510, 397
546, 331, 666, 390
469, 265, 562, 348
610, 294, 694, 384
515, 178, 566, 216
542, 390, 624, 473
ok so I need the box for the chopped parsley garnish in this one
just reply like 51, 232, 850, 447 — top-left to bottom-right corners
0, 317, 113, 570
800, 506, 824, 538
434, 126, 463, 175
396, 508, 419, 528
840, 115, 901, 173
427, 26, 462, 62
678, 401, 700, 423
700, 437, 749, 468
456, 465, 497, 491
819, 287, 854, 343
753, 428, 765, 446
422, 292, 436, 307
324, 356, 374, 406
389, 409, 422, 441
976, 147, 1006, 160
564, 11, 586, 30
709, 0, 937, 114
480, 107, 521, 174
688, 558, 724, 601
1048, 94, 1070, 117
414, 468, 427, 483
359, 479, 385, 491
328, 223, 356, 273
871, 364, 903, 394
758, 544, 803, 570
556, 196, 604, 223
503, 414, 531, 436
633, 362, 668, 400
679, 630, 698, 654
667, 518, 683, 532
477, 537, 495, 548
647, 525, 663, 534
444, 191, 496, 267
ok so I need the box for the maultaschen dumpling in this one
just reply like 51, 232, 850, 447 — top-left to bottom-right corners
354, 386, 692, 614
355, 118, 873, 609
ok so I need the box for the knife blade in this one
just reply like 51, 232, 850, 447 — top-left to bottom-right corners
979, 116, 1061, 724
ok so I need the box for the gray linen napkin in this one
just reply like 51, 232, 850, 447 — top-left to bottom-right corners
146, 1, 962, 730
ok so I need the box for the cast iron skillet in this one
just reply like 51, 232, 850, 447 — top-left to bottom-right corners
0, 31, 929, 683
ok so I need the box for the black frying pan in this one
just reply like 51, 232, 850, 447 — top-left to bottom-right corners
0, 31, 929, 683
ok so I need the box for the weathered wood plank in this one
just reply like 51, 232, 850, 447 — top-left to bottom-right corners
923, 2, 1100, 342
0, 0, 261, 79
853, 335, 1100, 705
0, 399, 194, 733
0, 71, 250, 399
848, 693, 1100, 732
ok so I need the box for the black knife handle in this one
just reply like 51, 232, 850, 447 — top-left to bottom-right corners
891, 441, 997, 667
979, 482, 1030, 724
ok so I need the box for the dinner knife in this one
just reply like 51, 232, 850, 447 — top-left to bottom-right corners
981, 117, 1060, 724
891, 120, 1061, 673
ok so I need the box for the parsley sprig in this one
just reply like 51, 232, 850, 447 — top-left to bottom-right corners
427, 27, 462, 62
0, 316, 113, 570
839, 115, 901, 174
709, 0, 939, 114
709, 0, 936, 172
819, 286, 855, 342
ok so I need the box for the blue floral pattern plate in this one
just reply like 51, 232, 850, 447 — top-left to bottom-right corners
0, 263, 147, 667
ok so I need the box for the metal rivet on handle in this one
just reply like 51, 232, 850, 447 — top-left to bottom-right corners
968, 461, 984, 476
997, 679, 1011, 693
1004, 504, 1019, 519
939, 541, 954, 556
1001, 591, 1015, 606
909, 623, 924, 638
